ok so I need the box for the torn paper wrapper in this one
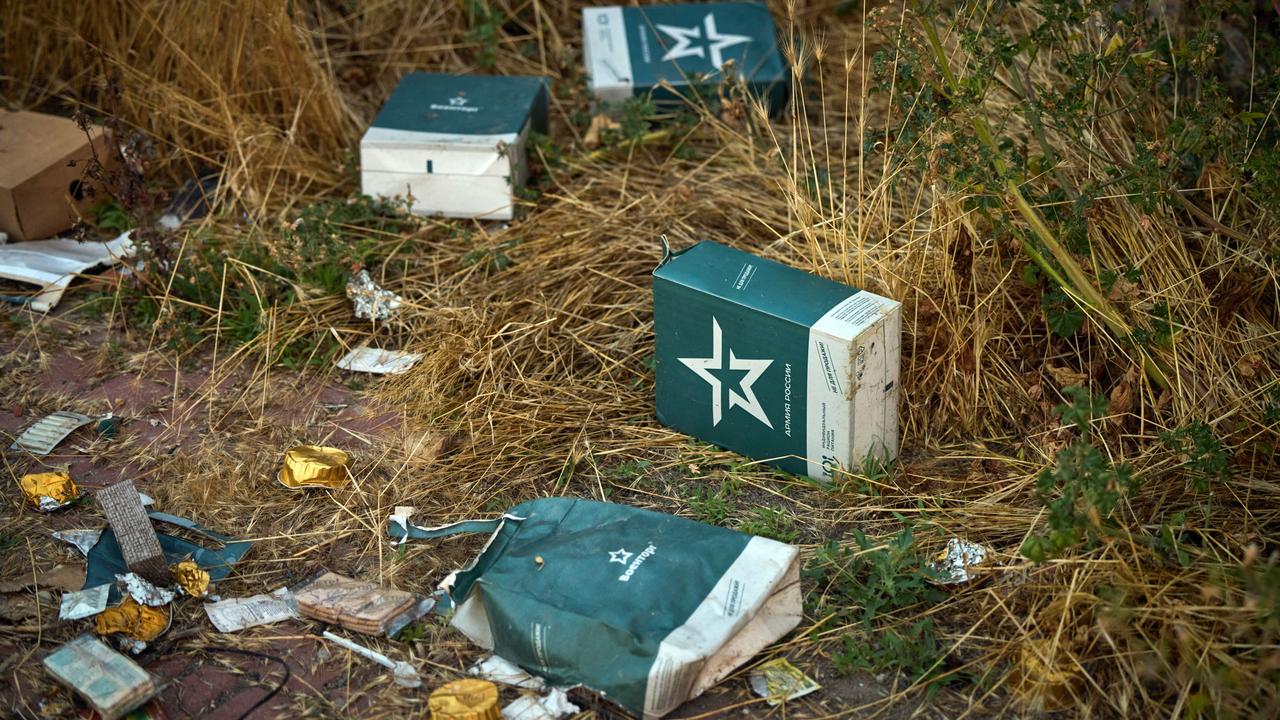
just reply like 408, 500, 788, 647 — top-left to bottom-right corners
749, 658, 820, 706
931, 538, 989, 584
470, 654, 545, 690
502, 689, 580, 720
204, 590, 296, 632
337, 346, 422, 375
60, 585, 111, 621
0, 231, 135, 312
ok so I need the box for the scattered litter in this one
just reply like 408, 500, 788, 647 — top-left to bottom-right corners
749, 658, 821, 706
60, 585, 110, 621
502, 688, 580, 720
97, 481, 171, 585
54, 528, 103, 557
10, 410, 93, 455
0, 563, 85, 593
395, 497, 803, 719
204, 590, 296, 632
43, 634, 158, 720
346, 268, 403, 321
931, 538, 990, 585
321, 630, 421, 688
336, 346, 422, 375
294, 571, 430, 637
158, 173, 220, 230
117, 573, 175, 606
278, 445, 351, 490
95, 598, 170, 650
172, 560, 210, 598
429, 678, 499, 720
83, 509, 253, 605
19, 470, 80, 511
0, 232, 135, 311
470, 654, 545, 690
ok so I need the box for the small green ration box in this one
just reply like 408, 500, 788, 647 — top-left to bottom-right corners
360, 72, 549, 221
582, 2, 789, 115
654, 241, 901, 481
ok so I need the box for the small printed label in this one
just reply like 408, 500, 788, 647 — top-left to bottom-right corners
733, 263, 757, 291
724, 578, 743, 617
428, 95, 479, 113
530, 622, 551, 673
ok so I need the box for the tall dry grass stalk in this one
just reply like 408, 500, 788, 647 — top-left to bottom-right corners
1, 0, 1276, 717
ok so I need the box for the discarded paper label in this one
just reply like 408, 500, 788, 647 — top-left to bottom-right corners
204, 591, 296, 632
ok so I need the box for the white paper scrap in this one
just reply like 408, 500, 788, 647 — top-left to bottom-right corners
204, 593, 297, 632
336, 346, 422, 375
471, 654, 546, 690
502, 689, 580, 720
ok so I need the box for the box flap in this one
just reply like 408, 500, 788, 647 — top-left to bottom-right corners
0, 111, 101, 189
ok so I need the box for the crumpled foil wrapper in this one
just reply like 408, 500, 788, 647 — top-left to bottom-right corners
931, 538, 989, 584
172, 560, 211, 598
117, 572, 176, 606
20, 471, 79, 512
346, 269, 403, 321
96, 597, 169, 652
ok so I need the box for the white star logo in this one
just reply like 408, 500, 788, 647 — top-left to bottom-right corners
656, 14, 752, 69
609, 548, 633, 565
679, 317, 774, 428
448, 95, 468, 106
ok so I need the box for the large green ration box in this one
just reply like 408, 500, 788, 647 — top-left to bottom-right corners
654, 241, 901, 480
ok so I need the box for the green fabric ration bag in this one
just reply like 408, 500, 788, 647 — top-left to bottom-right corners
388, 497, 801, 718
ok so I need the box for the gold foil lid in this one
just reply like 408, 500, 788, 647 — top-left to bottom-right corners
278, 445, 350, 489
172, 559, 210, 598
95, 598, 169, 642
20, 471, 79, 512
429, 678, 500, 720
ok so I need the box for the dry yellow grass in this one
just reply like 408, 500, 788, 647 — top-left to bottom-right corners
1, 0, 1277, 718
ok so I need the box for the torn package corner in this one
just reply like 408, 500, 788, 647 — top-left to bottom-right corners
10, 410, 93, 455
54, 528, 104, 557
84, 509, 252, 605
43, 634, 157, 720
346, 268, 403, 321
60, 584, 110, 621
749, 658, 820, 706
336, 346, 422, 375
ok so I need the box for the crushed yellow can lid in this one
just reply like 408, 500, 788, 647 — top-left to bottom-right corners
19, 471, 79, 512
429, 678, 500, 720
278, 445, 350, 489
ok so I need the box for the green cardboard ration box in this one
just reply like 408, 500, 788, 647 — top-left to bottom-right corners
654, 241, 901, 481
582, 2, 789, 114
361, 72, 548, 221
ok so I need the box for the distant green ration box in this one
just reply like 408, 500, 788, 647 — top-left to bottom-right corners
654, 241, 901, 480
582, 2, 789, 114
361, 72, 549, 221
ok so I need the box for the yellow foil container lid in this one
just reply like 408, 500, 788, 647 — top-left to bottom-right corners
429, 678, 499, 720
278, 445, 350, 489
20, 471, 79, 511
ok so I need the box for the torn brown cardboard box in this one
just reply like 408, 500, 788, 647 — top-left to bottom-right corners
0, 110, 113, 241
